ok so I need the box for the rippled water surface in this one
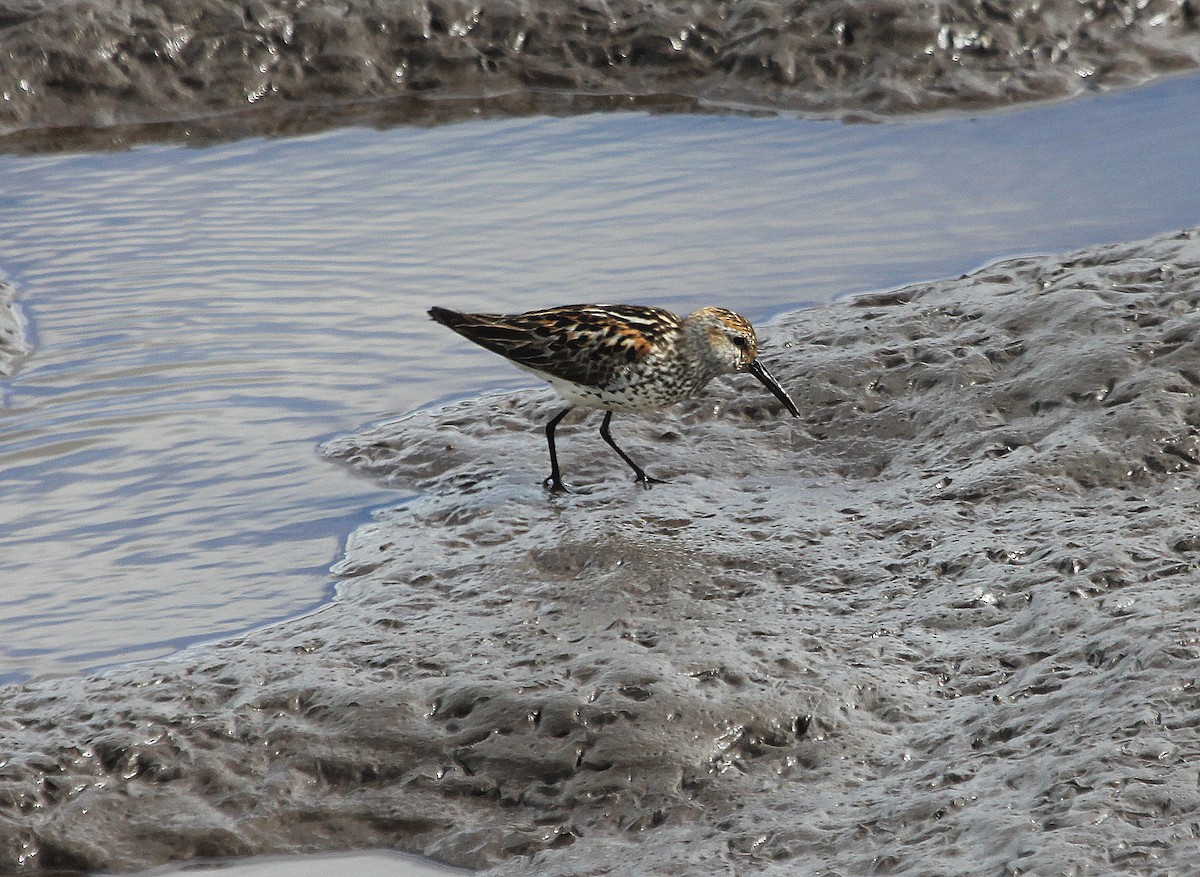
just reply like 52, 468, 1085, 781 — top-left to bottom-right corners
1, 76, 1198, 683
126, 851, 467, 877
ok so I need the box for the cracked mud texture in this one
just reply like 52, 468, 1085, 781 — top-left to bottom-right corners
3, 227, 1200, 874
2, 0, 1200, 149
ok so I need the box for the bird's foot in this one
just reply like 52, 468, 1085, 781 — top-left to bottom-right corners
543, 475, 572, 494
633, 472, 669, 489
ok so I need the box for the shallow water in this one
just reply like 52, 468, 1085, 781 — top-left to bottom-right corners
1, 75, 1199, 683
108, 851, 468, 877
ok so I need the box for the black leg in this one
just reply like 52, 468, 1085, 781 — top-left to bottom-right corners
543, 407, 573, 492
599, 411, 666, 487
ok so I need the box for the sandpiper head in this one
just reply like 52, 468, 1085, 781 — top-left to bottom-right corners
685, 306, 801, 417
686, 306, 760, 373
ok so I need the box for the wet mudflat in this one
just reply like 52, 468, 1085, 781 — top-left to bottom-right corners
2, 0, 1199, 139
2, 1, 1200, 874
3, 228, 1199, 875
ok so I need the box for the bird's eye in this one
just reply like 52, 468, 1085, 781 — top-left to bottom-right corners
730, 334, 749, 350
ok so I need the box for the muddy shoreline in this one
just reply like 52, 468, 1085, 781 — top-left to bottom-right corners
3, 2, 1200, 871
2, 0, 1200, 152
3, 227, 1198, 874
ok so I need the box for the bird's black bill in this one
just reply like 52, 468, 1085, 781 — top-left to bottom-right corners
749, 359, 801, 417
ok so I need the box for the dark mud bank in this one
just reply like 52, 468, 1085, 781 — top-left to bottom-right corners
3, 227, 1200, 874
2, 0, 1200, 149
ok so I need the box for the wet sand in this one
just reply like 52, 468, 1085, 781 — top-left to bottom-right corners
2, 0, 1200, 874
1, 0, 1199, 150
3, 227, 1199, 874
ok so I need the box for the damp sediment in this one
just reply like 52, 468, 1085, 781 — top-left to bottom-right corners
4, 1, 1200, 870
2, 227, 1199, 874
2, 0, 1200, 151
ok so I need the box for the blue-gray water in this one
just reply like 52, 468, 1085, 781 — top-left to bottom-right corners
1, 75, 1198, 684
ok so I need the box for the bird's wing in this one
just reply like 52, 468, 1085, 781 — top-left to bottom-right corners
429, 304, 681, 389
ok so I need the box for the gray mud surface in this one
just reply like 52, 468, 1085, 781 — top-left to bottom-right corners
2, 0, 1200, 150
0, 279, 28, 377
3, 227, 1200, 874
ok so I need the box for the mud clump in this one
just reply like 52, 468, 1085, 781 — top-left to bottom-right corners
2, 0, 1200, 148
1, 227, 1199, 874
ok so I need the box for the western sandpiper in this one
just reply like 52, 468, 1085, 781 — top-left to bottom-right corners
429, 304, 799, 491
